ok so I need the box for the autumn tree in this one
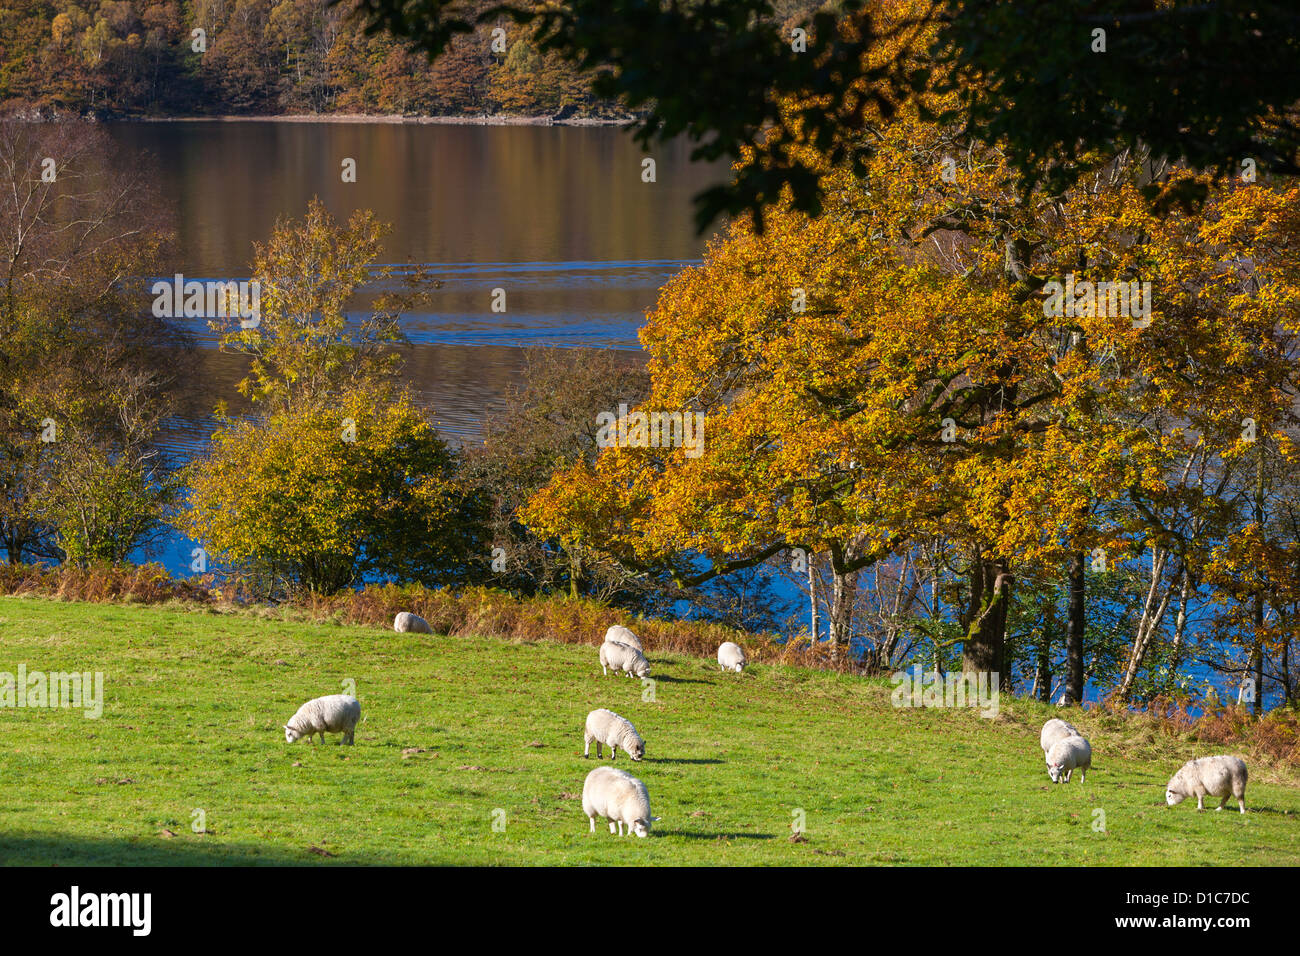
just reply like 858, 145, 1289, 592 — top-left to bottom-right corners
179, 384, 486, 593
0, 118, 184, 564
180, 198, 483, 593
216, 197, 431, 412
465, 346, 650, 598
522, 42, 1300, 688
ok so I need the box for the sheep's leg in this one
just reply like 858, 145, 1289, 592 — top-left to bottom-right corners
588, 816, 595, 834
583, 734, 591, 758
1196, 794, 1205, 810
611, 744, 617, 761
609, 821, 617, 834
1238, 797, 1246, 814
1079, 767, 1086, 783
1217, 795, 1228, 811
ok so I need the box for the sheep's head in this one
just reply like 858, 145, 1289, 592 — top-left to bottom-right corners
632, 816, 659, 838
1047, 761, 1066, 783
284, 724, 302, 744
634, 661, 651, 678
1166, 785, 1186, 806
627, 738, 645, 761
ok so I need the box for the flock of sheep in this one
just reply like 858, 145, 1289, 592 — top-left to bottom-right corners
281, 615, 1250, 846
1041, 717, 1248, 813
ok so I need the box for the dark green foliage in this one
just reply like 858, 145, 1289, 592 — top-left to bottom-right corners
351, 0, 1300, 231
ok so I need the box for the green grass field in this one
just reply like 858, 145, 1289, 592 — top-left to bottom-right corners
0, 595, 1296, 865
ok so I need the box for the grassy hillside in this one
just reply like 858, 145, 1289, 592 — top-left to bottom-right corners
0, 595, 1296, 866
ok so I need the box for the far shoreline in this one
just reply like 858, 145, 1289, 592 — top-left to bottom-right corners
122, 112, 637, 127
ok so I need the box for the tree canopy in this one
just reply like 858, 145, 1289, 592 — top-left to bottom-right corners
352, 0, 1300, 230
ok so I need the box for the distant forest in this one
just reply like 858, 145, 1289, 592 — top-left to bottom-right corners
0, 0, 821, 118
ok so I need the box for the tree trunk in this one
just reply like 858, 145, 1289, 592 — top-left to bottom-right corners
1169, 569, 1192, 671
567, 548, 582, 599
1250, 593, 1264, 717
1248, 444, 1266, 716
1034, 641, 1052, 702
808, 552, 819, 646
1116, 547, 1177, 702
1281, 638, 1294, 707
963, 553, 1011, 685
1065, 549, 1085, 705
827, 568, 856, 662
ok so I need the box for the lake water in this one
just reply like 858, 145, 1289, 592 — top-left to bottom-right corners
104, 120, 728, 451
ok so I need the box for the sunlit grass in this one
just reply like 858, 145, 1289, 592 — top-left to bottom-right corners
0, 595, 1296, 865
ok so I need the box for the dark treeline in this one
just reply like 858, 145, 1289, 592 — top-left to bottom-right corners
0, 0, 821, 118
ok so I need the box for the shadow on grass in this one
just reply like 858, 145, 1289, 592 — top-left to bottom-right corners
1218, 804, 1292, 816
665, 831, 776, 840
1155, 804, 1291, 816
646, 758, 723, 765
651, 675, 711, 685
0, 832, 423, 866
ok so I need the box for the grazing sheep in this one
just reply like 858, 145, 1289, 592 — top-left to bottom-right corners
1046, 734, 1091, 783
583, 708, 645, 761
600, 640, 651, 678
1166, 756, 1248, 813
1040, 717, 1082, 754
717, 641, 747, 673
604, 625, 643, 652
581, 766, 659, 838
284, 694, 361, 745
394, 612, 432, 634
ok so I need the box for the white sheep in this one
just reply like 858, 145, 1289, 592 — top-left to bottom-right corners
1040, 717, 1081, 754
393, 611, 432, 634
717, 641, 747, 673
581, 766, 660, 838
600, 640, 651, 678
284, 694, 361, 745
1046, 734, 1091, 783
604, 625, 643, 652
583, 708, 645, 761
1166, 755, 1248, 813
